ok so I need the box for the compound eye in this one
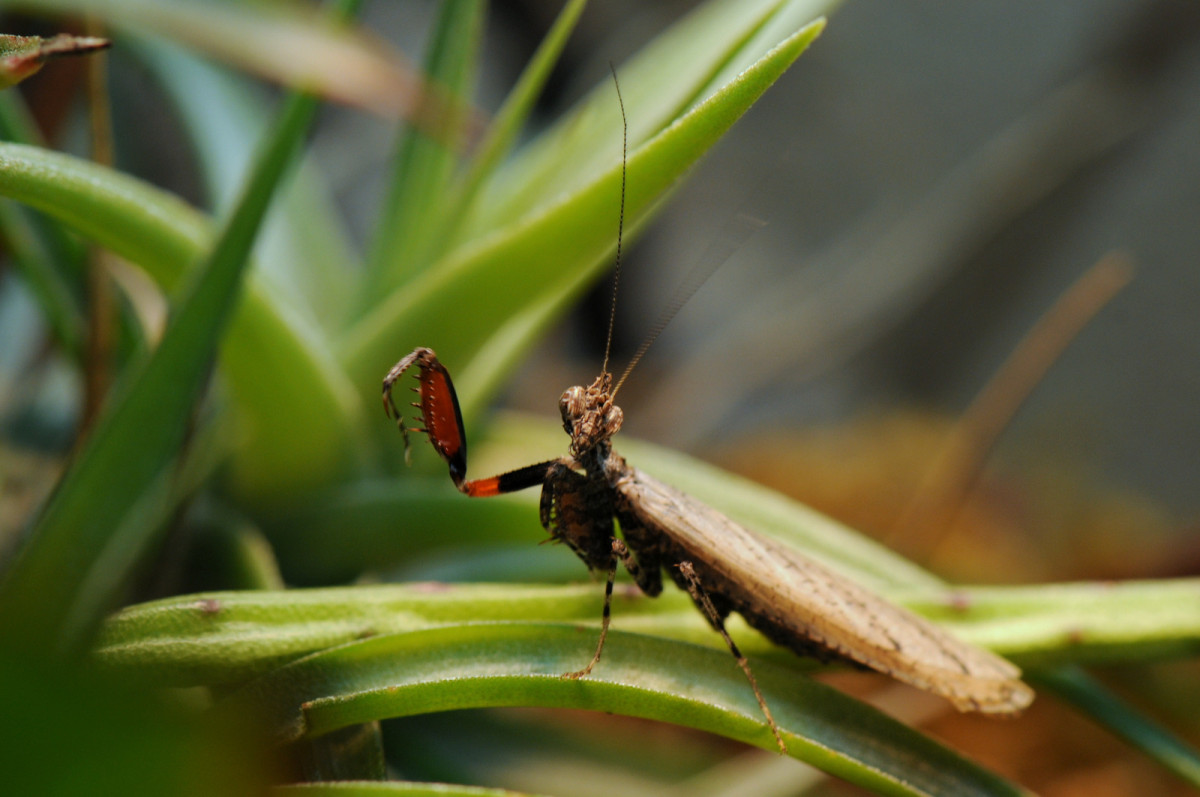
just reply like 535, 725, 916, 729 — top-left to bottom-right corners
605, 404, 624, 434
559, 386, 585, 432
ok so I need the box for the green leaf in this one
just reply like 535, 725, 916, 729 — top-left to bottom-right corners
92, 570, 1198, 795
93, 578, 1200, 688
222, 624, 1026, 796
94, 573, 1200, 790
394, 0, 589, 276
95, 583, 644, 686
0, 141, 362, 498
362, 0, 486, 298
133, 36, 359, 329
0, 91, 85, 354
0, 82, 42, 142
0, 84, 322, 653
467, 0, 823, 239
340, 15, 827, 434
0, 197, 83, 353
904, 579, 1200, 666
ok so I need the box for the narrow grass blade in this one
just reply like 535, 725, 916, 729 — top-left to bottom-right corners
363, 0, 485, 299
467, 0, 824, 239
0, 92, 85, 353
133, 37, 358, 328
0, 199, 82, 353
1035, 666, 1200, 788
400, 0, 589, 274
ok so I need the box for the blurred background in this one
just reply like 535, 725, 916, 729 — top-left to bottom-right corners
3, 1, 1199, 795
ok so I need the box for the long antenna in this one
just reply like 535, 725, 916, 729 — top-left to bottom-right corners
614, 209, 767, 396
601, 62, 627, 378
605, 63, 767, 397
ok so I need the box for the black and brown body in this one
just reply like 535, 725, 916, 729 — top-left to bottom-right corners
383, 348, 1033, 750
610, 462, 1031, 714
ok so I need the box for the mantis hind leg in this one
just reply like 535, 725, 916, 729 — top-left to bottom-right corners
677, 561, 787, 754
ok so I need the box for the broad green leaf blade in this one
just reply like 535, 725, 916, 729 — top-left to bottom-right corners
466, 0, 828, 240
363, 0, 485, 299
0, 142, 362, 498
222, 625, 1026, 796
396, 2, 831, 424
404, 0, 589, 273
0, 86, 322, 653
133, 37, 358, 329
0, 84, 42, 143
1035, 667, 1200, 788
341, 20, 826, 431
692, 0, 837, 108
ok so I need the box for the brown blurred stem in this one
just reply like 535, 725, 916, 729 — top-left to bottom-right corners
79, 16, 115, 439
885, 252, 1134, 560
